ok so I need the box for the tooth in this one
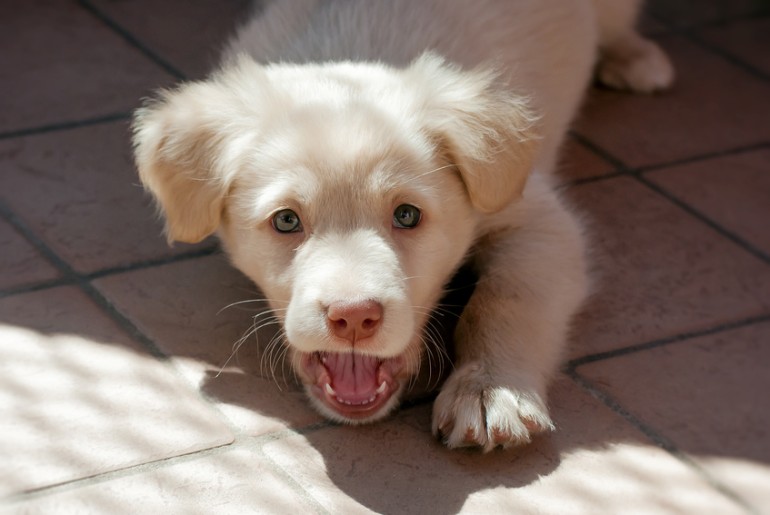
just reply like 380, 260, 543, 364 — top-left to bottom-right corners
325, 383, 336, 396
376, 382, 387, 395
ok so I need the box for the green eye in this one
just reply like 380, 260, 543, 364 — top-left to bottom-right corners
393, 204, 421, 229
272, 209, 302, 233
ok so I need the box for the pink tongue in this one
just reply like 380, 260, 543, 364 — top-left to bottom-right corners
324, 353, 380, 400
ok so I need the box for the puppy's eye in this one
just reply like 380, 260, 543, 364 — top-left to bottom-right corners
272, 209, 302, 233
393, 204, 421, 229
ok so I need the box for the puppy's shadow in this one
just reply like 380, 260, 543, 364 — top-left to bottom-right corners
301, 393, 565, 514
199, 266, 570, 514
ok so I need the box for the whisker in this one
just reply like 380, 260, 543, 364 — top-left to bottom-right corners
259, 322, 282, 379
422, 322, 440, 390
265, 328, 288, 390
216, 303, 285, 382
276, 340, 292, 391
217, 298, 271, 315
406, 343, 422, 393
216, 324, 258, 377
420, 310, 455, 391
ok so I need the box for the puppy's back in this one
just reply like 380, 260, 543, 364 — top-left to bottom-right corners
225, 0, 597, 171
226, 0, 593, 71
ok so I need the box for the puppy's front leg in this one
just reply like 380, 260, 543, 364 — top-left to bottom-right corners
433, 183, 589, 451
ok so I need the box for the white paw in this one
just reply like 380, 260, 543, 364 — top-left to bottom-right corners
432, 362, 554, 452
598, 38, 674, 93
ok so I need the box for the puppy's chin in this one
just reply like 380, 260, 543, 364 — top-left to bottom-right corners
298, 350, 410, 424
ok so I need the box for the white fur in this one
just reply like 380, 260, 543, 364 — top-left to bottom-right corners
132, 0, 672, 450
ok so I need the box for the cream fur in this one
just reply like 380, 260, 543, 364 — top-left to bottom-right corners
133, 0, 672, 450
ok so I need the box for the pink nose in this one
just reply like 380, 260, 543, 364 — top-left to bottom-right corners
327, 300, 383, 343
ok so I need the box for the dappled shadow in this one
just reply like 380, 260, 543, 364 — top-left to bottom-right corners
2, 232, 766, 512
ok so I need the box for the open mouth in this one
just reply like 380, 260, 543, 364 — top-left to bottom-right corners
302, 351, 405, 420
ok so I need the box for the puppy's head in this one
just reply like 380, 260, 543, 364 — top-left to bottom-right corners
133, 53, 538, 423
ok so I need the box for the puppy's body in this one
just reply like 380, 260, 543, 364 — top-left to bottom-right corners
134, 0, 672, 451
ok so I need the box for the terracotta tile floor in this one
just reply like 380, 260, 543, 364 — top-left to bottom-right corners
1, 1, 768, 513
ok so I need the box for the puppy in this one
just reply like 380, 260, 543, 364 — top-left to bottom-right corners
133, 0, 672, 451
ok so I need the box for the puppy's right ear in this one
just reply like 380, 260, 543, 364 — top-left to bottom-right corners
406, 53, 540, 214
132, 82, 238, 244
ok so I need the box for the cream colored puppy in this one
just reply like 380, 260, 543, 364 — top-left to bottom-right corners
133, 0, 672, 451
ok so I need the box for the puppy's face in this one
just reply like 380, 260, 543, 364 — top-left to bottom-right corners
220, 103, 478, 421
133, 54, 537, 423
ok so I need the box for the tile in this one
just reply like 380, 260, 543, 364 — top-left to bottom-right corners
647, 0, 770, 28
4, 447, 320, 514
0, 287, 233, 496
577, 321, 770, 512
0, 122, 212, 275
575, 36, 770, 168
0, 0, 174, 133
556, 136, 616, 183
263, 376, 743, 514
89, 0, 253, 80
645, 148, 770, 258
699, 17, 770, 77
94, 255, 324, 434
0, 218, 60, 292
567, 176, 770, 356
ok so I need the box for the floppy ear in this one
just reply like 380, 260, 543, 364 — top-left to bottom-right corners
407, 53, 540, 213
132, 82, 239, 244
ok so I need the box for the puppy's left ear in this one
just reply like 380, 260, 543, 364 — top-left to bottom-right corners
407, 53, 540, 213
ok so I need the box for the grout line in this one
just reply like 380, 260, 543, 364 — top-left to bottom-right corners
76, 0, 187, 81
0, 419, 335, 505
0, 112, 130, 141
565, 371, 673, 453
555, 133, 628, 187
567, 314, 770, 369
680, 30, 770, 83
255, 447, 332, 515
567, 131, 770, 264
647, 10, 770, 83
635, 174, 770, 263
0, 440, 238, 505
564, 137, 770, 188
567, 369, 758, 514
86, 244, 221, 280
0, 277, 75, 300
570, 132, 770, 179
560, 170, 624, 189
81, 280, 169, 359
0, 245, 221, 299
0, 203, 83, 287
568, 130, 628, 170
636, 141, 770, 173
